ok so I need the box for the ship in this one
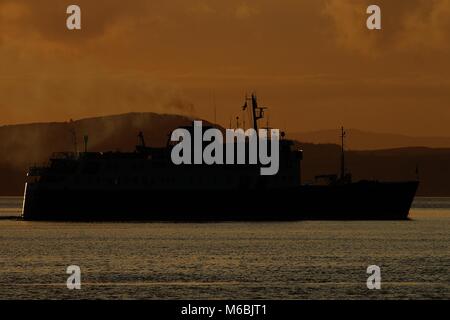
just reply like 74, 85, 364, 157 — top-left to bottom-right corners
22, 95, 419, 221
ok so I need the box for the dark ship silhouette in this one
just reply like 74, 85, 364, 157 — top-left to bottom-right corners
22, 95, 419, 221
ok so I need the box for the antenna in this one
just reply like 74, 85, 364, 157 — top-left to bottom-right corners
214, 102, 217, 125
138, 131, 146, 148
69, 119, 78, 154
243, 93, 267, 131
340, 126, 346, 180
242, 94, 248, 130
211, 90, 217, 125
84, 135, 89, 153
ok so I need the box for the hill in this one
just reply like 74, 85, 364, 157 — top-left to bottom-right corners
290, 129, 450, 150
1, 113, 450, 196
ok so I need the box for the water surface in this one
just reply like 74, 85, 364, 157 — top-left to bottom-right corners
0, 197, 448, 299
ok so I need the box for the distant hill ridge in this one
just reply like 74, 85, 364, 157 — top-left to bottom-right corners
289, 129, 450, 150
1, 112, 450, 196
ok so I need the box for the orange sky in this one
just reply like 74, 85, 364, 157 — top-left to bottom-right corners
1, 0, 450, 136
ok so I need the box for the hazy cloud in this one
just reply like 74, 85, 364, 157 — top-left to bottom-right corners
0, 0, 450, 135
235, 3, 260, 19
323, 0, 450, 55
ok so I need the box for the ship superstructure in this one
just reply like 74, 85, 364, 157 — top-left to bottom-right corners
22, 95, 418, 221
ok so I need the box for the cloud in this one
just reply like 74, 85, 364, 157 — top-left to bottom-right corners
0, 0, 450, 135
0, 0, 196, 124
188, 2, 217, 15
398, 0, 450, 51
0, 0, 150, 41
235, 2, 260, 19
323, 0, 450, 55
0, 66, 195, 124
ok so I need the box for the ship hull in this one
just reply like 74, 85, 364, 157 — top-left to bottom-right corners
22, 181, 419, 221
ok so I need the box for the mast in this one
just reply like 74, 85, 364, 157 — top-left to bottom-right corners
211, 90, 217, 125
251, 94, 259, 131
243, 93, 266, 131
138, 131, 146, 148
69, 119, 78, 155
84, 135, 89, 153
340, 126, 346, 180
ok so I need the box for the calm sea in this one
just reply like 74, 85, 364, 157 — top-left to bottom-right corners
0, 197, 448, 300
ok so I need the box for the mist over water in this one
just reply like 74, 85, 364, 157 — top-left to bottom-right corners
0, 197, 448, 299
